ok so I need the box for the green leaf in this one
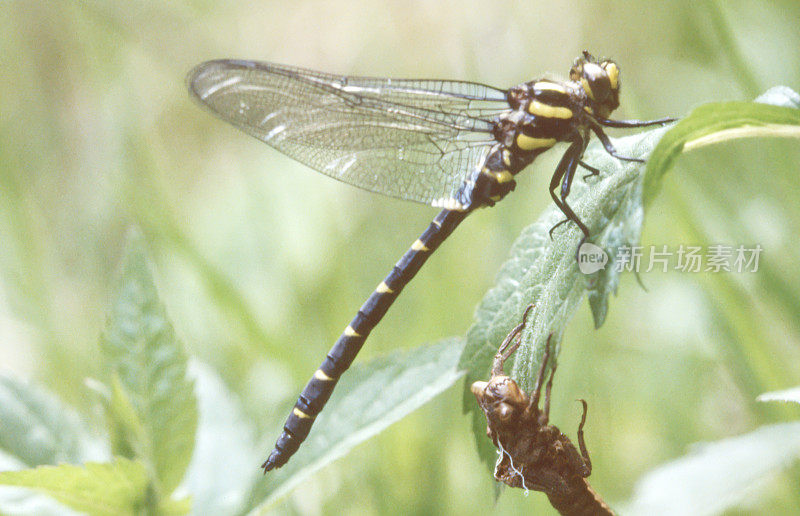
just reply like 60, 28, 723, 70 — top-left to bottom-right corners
643, 86, 800, 207
622, 422, 800, 515
104, 375, 148, 463
0, 458, 149, 516
459, 126, 671, 470
248, 337, 465, 512
156, 495, 191, 515
460, 86, 800, 473
0, 374, 102, 467
179, 361, 258, 516
757, 386, 800, 405
99, 230, 197, 494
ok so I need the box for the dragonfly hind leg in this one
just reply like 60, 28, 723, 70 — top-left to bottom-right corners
547, 137, 590, 241
579, 160, 601, 181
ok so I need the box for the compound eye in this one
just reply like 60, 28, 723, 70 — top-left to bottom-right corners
581, 62, 611, 104
496, 402, 516, 422
601, 60, 620, 91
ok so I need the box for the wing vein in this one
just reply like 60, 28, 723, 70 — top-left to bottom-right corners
188, 59, 509, 205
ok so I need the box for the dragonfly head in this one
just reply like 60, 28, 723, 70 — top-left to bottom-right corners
570, 50, 620, 119
472, 375, 528, 426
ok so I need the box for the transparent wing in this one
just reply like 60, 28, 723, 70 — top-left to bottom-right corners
187, 59, 511, 205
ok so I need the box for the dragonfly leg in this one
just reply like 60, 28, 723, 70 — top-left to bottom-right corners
492, 304, 535, 376
542, 348, 556, 421
590, 123, 645, 163
529, 334, 553, 415
595, 116, 677, 128
548, 136, 590, 240
548, 137, 589, 240
548, 217, 571, 237
576, 399, 592, 476
579, 160, 601, 181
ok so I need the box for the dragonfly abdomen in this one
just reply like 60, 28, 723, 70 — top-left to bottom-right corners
546, 478, 615, 516
263, 208, 468, 471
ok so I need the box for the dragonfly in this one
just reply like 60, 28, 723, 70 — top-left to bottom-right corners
471, 305, 614, 515
186, 51, 675, 472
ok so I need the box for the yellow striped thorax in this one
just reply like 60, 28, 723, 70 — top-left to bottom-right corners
526, 99, 573, 120
516, 133, 557, 151
481, 166, 515, 184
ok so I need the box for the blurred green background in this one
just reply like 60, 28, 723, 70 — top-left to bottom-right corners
2, 0, 800, 514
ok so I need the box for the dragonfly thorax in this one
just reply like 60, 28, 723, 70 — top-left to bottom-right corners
474, 52, 626, 212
